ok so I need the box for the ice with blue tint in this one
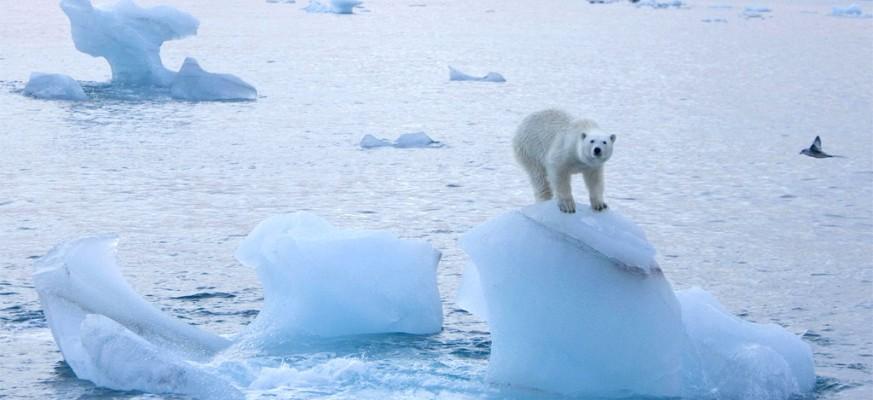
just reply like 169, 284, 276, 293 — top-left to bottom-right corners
60, 0, 199, 87
23, 73, 88, 101
448, 66, 506, 83
459, 201, 815, 399
234, 212, 443, 342
170, 58, 257, 101
303, 0, 361, 14
832, 4, 868, 18
635, 0, 685, 9
32, 235, 235, 397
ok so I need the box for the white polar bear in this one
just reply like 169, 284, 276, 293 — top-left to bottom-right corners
513, 109, 615, 213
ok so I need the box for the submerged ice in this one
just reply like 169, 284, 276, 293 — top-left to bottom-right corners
61, 0, 199, 87
459, 201, 815, 399
23, 72, 87, 101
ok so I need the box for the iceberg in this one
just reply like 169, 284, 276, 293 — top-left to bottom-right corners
459, 201, 815, 399
23, 72, 88, 101
60, 0, 199, 87
32, 235, 235, 397
234, 212, 443, 343
449, 66, 506, 83
170, 58, 257, 101
359, 132, 444, 149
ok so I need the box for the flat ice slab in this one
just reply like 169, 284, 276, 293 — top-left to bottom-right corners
23, 73, 87, 101
448, 66, 506, 83
459, 201, 815, 398
170, 58, 257, 101
235, 212, 443, 342
61, 0, 199, 87
303, 0, 361, 14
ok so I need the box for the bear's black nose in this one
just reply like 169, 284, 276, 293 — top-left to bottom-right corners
594, 147, 602, 156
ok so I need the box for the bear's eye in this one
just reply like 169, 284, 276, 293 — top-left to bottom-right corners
602, 141, 607, 144
590, 140, 594, 143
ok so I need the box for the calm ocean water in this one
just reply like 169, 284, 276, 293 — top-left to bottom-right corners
1, 0, 871, 398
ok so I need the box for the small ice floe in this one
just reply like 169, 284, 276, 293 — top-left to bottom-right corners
742, 5, 772, 18
266, 0, 296, 3
702, 18, 728, 23
302, 0, 361, 14
832, 4, 870, 18
448, 66, 505, 83
169, 58, 257, 101
360, 132, 444, 149
23, 73, 88, 101
634, 0, 685, 9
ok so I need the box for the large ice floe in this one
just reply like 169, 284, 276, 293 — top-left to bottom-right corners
57, 0, 256, 100
32, 234, 240, 399
234, 212, 443, 343
458, 201, 815, 399
34, 213, 442, 398
23, 72, 88, 101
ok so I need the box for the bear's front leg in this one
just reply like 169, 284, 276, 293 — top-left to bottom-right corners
548, 168, 575, 213
583, 168, 608, 212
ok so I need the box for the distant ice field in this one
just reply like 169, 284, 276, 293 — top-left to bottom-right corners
0, 0, 871, 399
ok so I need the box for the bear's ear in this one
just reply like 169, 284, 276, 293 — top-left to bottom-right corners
610, 134, 616, 143
581, 133, 587, 139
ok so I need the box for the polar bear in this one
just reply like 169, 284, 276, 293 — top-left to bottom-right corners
513, 109, 615, 213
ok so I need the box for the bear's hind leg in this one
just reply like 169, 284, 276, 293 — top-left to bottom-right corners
527, 165, 553, 201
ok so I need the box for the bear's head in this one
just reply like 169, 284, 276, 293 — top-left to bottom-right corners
575, 125, 616, 167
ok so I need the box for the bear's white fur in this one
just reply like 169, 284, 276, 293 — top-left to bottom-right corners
513, 109, 615, 213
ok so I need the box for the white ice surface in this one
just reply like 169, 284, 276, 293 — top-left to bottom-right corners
60, 0, 199, 87
170, 58, 258, 101
448, 66, 506, 82
80, 315, 243, 399
234, 212, 443, 341
459, 201, 816, 399
23, 73, 87, 101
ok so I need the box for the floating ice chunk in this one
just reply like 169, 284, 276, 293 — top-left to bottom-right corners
235, 212, 442, 342
32, 235, 230, 379
80, 315, 243, 399
170, 58, 257, 101
742, 5, 772, 18
359, 132, 443, 149
303, 0, 360, 14
832, 4, 868, 18
635, 0, 685, 9
702, 18, 728, 23
359, 134, 393, 148
394, 132, 442, 148
249, 357, 368, 390
449, 66, 506, 83
60, 0, 199, 87
23, 72, 88, 101
459, 201, 815, 398
677, 288, 816, 398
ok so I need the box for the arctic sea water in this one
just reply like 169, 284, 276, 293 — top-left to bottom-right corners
0, 0, 871, 399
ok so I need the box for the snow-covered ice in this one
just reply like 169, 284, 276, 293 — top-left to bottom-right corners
360, 132, 443, 149
23, 73, 87, 101
32, 235, 235, 397
448, 66, 506, 83
170, 58, 257, 101
458, 201, 816, 399
60, 0, 199, 87
234, 212, 443, 341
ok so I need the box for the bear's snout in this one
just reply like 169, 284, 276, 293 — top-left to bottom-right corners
594, 147, 602, 156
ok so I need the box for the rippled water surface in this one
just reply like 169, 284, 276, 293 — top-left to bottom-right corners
1, 0, 871, 399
